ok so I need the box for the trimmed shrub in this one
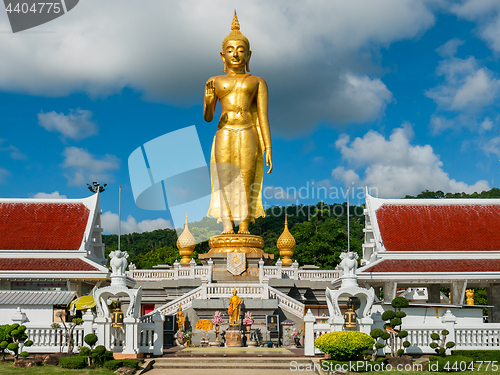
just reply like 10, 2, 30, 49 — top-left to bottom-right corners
315, 331, 374, 361
78, 346, 91, 357
59, 356, 88, 369
122, 359, 141, 369
84, 333, 98, 348
104, 359, 124, 371
429, 356, 474, 372
19, 351, 29, 358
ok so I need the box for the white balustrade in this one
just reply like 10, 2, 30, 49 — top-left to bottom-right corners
25, 325, 85, 353
268, 286, 304, 318
138, 322, 155, 353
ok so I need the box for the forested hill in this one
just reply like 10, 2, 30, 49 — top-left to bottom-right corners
102, 202, 365, 270
103, 188, 500, 270
404, 187, 500, 199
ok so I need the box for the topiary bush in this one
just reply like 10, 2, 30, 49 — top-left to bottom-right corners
104, 359, 124, 371
84, 333, 98, 348
59, 356, 88, 369
78, 346, 91, 357
371, 297, 411, 358
429, 329, 455, 357
315, 331, 374, 361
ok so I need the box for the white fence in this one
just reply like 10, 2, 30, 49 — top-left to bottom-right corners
22, 310, 162, 355
127, 259, 212, 282
304, 309, 500, 356
127, 258, 340, 283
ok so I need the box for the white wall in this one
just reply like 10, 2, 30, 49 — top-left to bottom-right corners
1, 305, 53, 326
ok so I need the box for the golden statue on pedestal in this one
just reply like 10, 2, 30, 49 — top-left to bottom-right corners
176, 304, 185, 330
204, 11, 272, 236
228, 288, 242, 325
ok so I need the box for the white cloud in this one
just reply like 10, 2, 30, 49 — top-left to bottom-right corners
101, 211, 172, 234
429, 114, 496, 135
0, 0, 436, 133
450, 1, 500, 54
61, 147, 120, 186
426, 57, 500, 112
436, 38, 464, 58
31, 191, 68, 199
0, 139, 27, 160
332, 125, 490, 198
38, 109, 97, 140
0, 168, 10, 183
262, 186, 296, 202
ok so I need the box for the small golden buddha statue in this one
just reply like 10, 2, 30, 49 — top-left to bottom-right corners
204, 11, 272, 235
466, 289, 474, 305
176, 304, 185, 330
228, 288, 242, 325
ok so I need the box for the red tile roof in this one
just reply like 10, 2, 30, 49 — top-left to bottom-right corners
0, 203, 89, 250
0, 258, 100, 271
362, 259, 500, 273
376, 204, 500, 251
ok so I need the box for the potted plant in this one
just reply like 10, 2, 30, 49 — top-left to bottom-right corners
212, 311, 223, 342
242, 312, 254, 341
174, 329, 192, 346
287, 329, 303, 347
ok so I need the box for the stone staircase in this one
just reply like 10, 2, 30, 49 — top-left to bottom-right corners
149, 357, 320, 374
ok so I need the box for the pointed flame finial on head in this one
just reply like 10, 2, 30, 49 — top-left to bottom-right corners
231, 10, 240, 31
222, 10, 250, 50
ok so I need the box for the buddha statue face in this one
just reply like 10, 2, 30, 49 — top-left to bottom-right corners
221, 39, 251, 72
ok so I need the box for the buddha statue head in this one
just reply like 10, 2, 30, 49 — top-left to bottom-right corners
221, 11, 251, 73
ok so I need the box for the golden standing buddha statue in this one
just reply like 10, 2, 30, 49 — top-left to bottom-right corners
228, 288, 242, 325
204, 11, 272, 236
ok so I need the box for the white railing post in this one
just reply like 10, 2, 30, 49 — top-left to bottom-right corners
189, 258, 196, 278
304, 309, 316, 356
276, 259, 283, 279
442, 310, 457, 354
292, 261, 299, 280
208, 258, 213, 283
83, 309, 95, 339
259, 258, 264, 282
201, 279, 208, 299
174, 261, 179, 280
152, 311, 164, 356
262, 279, 269, 299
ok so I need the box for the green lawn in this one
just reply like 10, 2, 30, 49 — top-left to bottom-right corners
0, 360, 113, 375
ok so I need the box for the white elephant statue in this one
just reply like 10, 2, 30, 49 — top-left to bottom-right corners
109, 250, 129, 276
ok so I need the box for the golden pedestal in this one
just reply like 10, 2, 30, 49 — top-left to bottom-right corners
225, 328, 243, 347
208, 234, 265, 255
199, 234, 273, 281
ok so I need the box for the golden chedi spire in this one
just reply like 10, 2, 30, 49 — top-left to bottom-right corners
222, 10, 250, 49
177, 214, 196, 264
277, 215, 295, 265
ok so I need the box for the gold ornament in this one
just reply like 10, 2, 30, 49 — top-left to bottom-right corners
177, 215, 196, 264
277, 215, 295, 265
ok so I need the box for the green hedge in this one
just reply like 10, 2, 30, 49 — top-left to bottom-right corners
104, 360, 124, 371
452, 350, 500, 362
429, 356, 474, 372
58, 356, 88, 369
103, 359, 141, 371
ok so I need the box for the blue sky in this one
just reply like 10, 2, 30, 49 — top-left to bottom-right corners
1, 1, 500, 234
